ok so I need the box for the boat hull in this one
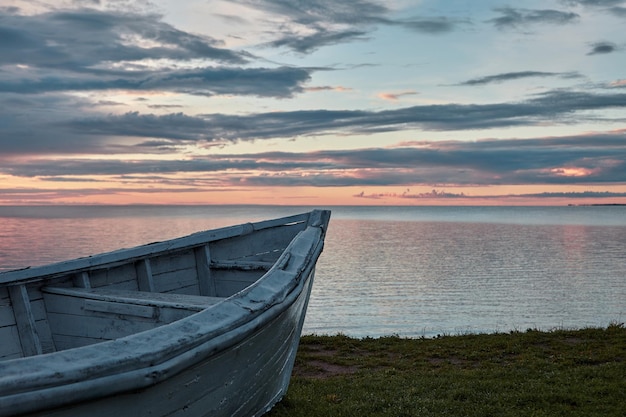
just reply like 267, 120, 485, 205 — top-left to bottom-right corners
0, 210, 330, 417
23, 271, 314, 417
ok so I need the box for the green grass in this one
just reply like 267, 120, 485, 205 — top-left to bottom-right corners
267, 324, 626, 417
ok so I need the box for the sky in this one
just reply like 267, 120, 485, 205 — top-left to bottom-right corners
1, 0, 625, 206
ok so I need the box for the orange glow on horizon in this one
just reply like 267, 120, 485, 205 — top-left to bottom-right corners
550, 167, 596, 177
1, 178, 626, 207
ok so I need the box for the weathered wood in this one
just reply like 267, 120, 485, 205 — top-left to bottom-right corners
42, 286, 222, 309
211, 260, 273, 271
210, 223, 306, 261
8, 285, 42, 357
16, 273, 313, 417
73, 272, 91, 288
212, 269, 264, 297
84, 299, 157, 318
0, 326, 22, 360
153, 267, 199, 293
0, 210, 330, 417
135, 259, 155, 292
89, 264, 138, 289
195, 245, 216, 296
42, 287, 223, 349
0, 304, 16, 327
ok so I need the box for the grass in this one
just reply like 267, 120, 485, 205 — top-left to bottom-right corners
267, 323, 626, 417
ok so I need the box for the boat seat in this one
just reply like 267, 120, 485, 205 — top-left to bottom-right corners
41, 287, 225, 350
42, 286, 224, 313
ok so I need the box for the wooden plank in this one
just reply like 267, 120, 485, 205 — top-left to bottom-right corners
0, 286, 10, 306
8, 285, 43, 356
163, 284, 198, 295
0, 325, 22, 360
0, 304, 17, 327
29, 285, 309, 417
35, 317, 55, 354
43, 287, 221, 309
84, 299, 157, 318
150, 250, 196, 275
209, 223, 304, 261
135, 259, 155, 292
214, 280, 253, 297
195, 245, 216, 296
30, 298, 55, 354
53, 333, 103, 350
100, 280, 139, 291
211, 260, 273, 271
89, 263, 137, 288
47, 312, 157, 340
152, 267, 199, 293
73, 271, 91, 288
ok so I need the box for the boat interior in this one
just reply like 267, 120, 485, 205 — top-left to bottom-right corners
0, 215, 312, 361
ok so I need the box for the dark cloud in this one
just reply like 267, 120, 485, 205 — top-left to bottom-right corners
489, 7, 580, 29
3, 89, 626, 155
266, 29, 369, 53
587, 41, 618, 55
609, 6, 626, 16
0, 9, 246, 68
54, 90, 626, 146
0, 9, 314, 97
2, 132, 624, 188
391, 17, 455, 34
0, 65, 312, 97
230, 0, 457, 53
457, 71, 580, 86
2, 87, 625, 156
560, 0, 626, 7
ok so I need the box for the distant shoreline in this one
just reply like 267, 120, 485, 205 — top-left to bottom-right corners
568, 203, 626, 206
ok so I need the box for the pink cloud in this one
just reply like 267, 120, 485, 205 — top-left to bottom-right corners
377, 90, 419, 101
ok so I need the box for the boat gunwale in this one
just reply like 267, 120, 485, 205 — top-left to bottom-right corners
0, 211, 329, 416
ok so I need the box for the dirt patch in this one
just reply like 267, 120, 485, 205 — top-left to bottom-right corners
295, 359, 359, 379
294, 345, 361, 379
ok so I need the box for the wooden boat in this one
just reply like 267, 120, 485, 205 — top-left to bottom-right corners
0, 210, 330, 417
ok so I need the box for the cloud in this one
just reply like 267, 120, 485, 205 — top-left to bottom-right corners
609, 6, 626, 16
53, 90, 626, 146
266, 28, 370, 53
587, 41, 619, 55
0, 65, 313, 97
0, 9, 247, 68
354, 190, 626, 201
0, 9, 314, 97
230, 0, 458, 53
377, 90, 418, 101
561, 0, 626, 7
305, 86, 353, 92
3, 89, 626, 156
3, 131, 624, 188
489, 7, 580, 29
457, 71, 581, 86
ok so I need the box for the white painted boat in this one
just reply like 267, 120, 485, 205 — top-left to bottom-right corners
0, 210, 330, 417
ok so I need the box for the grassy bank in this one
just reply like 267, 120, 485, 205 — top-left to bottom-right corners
268, 324, 625, 417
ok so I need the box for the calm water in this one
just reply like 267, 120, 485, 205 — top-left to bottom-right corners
1, 205, 624, 338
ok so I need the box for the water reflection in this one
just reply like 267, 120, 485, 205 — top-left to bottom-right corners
1, 206, 625, 338
306, 218, 626, 337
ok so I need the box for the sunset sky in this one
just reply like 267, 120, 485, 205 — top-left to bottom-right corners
1, 0, 625, 206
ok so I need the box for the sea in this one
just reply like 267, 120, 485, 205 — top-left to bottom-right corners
1, 205, 624, 338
